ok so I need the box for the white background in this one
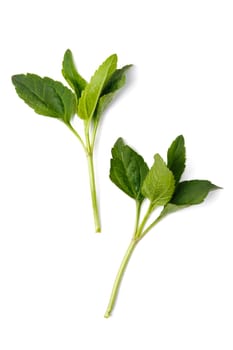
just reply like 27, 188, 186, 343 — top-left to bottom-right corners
0, 0, 232, 349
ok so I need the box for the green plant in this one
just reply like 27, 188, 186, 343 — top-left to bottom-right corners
104, 135, 220, 317
12, 50, 131, 232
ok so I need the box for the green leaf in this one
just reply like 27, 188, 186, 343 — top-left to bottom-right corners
159, 180, 220, 219
62, 49, 87, 99
110, 138, 149, 201
102, 65, 132, 95
167, 135, 186, 184
92, 65, 132, 128
159, 203, 188, 219
142, 154, 175, 207
171, 180, 220, 205
77, 54, 117, 120
12, 74, 76, 123
94, 65, 132, 120
94, 93, 115, 122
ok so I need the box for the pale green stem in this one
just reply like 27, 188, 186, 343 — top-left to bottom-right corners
66, 123, 86, 151
104, 239, 138, 318
67, 121, 101, 232
85, 123, 101, 233
139, 215, 162, 240
91, 117, 100, 150
104, 201, 143, 318
133, 200, 142, 237
135, 203, 153, 239
86, 151, 101, 232
104, 203, 164, 317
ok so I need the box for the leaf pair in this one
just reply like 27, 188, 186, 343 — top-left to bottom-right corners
106, 135, 220, 317
63, 51, 132, 125
160, 136, 220, 218
12, 50, 132, 232
12, 50, 131, 127
110, 135, 220, 215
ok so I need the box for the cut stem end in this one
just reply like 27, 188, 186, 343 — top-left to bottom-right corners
104, 311, 111, 318
96, 227, 101, 233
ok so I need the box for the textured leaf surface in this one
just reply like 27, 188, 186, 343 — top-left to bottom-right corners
62, 49, 87, 99
94, 65, 132, 121
12, 74, 76, 123
142, 154, 175, 207
171, 180, 220, 205
110, 138, 149, 201
102, 65, 132, 95
77, 54, 117, 120
167, 135, 186, 184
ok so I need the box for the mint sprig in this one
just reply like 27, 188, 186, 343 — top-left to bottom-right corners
104, 135, 220, 317
12, 50, 132, 232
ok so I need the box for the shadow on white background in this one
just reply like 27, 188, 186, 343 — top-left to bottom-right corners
0, 0, 232, 349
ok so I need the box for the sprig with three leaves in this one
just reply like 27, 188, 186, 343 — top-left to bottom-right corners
104, 135, 220, 317
12, 50, 132, 232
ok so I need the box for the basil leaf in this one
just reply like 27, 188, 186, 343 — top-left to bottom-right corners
158, 203, 188, 219
142, 154, 175, 207
167, 135, 186, 184
170, 180, 220, 205
77, 54, 117, 120
12, 74, 76, 123
110, 138, 149, 201
62, 49, 87, 99
159, 180, 220, 219
102, 65, 132, 95
94, 93, 115, 121
94, 65, 132, 121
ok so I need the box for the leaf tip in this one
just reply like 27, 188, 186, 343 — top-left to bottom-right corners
116, 136, 124, 144
113, 137, 125, 149
153, 153, 162, 161
11, 75, 16, 84
210, 183, 222, 191
108, 53, 118, 65
63, 49, 73, 61
124, 64, 134, 70
11, 74, 22, 85
177, 134, 184, 139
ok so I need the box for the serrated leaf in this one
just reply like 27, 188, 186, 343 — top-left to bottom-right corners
110, 138, 149, 201
77, 54, 117, 120
167, 135, 186, 184
102, 65, 132, 95
62, 49, 87, 99
12, 74, 76, 123
93, 65, 132, 124
142, 154, 175, 207
170, 180, 220, 205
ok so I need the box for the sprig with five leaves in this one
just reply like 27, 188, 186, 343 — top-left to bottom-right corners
104, 135, 220, 317
12, 50, 132, 232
